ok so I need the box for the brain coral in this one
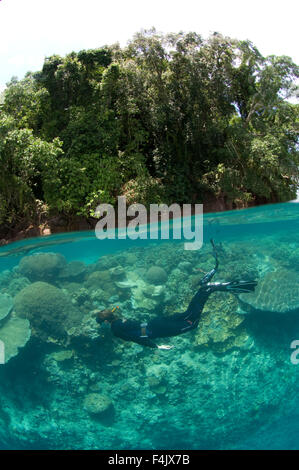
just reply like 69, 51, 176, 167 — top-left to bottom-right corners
86, 270, 111, 287
145, 266, 168, 285
83, 393, 114, 417
14, 282, 81, 340
239, 269, 299, 315
18, 253, 67, 282
58, 261, 87, 281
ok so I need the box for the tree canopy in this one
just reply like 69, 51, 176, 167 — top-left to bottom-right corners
1, 30, 298, 234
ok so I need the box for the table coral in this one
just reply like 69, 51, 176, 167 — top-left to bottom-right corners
0, 293, 13, 322
0, 315, 31, 363
239, 269, 299, 315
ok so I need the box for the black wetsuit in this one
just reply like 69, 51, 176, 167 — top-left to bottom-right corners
110, 284, 217, 348
108, 240, 257, 349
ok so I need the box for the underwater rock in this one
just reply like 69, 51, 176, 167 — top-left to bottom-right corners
6, 276, 31, 297
142, 285, 165, 300
0, 293, 13, 321
239, 269, 299, 315
85, 272, 117, 301
0, 270, 14, 288
65, 311, 100, 348
115, 280, 137, 289
0, 315, 31, 363
143, 243, 187, 273
123, 253, 138, 265
109, 266, 126, 279
50, 350, 74, 362
115, 280, 137, 301
14, 281, 82, 341
71, 288, 90, 306
85, 271, 117, 303
145, 266, 168, 285
85, 270, 111, 287
83, 393, 114, 417
147, 376, 167, 395
95, 255, 118, 270
59, 261, 87, 281
123, 272, 165, 311
102, 290, 117, 302
194, 294, 248, 353
60, 281, 81, 295
146, 364, 168, 395
177, 261, 193, 273
17, 252, 67, 282
169, 268, 189, 285
89, 288, 105, 301
209, 328, 253, 354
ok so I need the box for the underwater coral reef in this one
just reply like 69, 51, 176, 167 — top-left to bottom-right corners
0, 234, 299, 449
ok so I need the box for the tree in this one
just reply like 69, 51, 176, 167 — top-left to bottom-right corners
1, 30, 298, 233
0, 114, 63, 228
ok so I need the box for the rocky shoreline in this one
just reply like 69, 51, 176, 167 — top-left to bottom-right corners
0, 196, 267, 247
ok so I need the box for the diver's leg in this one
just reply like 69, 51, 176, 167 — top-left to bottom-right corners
184, 238, 257, 324
184, 284, 218, 322
184, 280, 258, 323
182, 244, 219, 323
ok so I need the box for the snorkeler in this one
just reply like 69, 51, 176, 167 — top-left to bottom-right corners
94, 240, 257, 350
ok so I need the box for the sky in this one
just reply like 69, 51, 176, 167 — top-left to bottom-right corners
0, 0, 298, 92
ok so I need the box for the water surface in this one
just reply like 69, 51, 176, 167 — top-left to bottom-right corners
0, 201, 298, 449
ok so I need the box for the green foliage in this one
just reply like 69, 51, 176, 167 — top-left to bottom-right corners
0, 113, 63, 227
3, 74, 50, 130
123, 174, 166, 207
43, 153, 123, 216
0, 31, 298, 234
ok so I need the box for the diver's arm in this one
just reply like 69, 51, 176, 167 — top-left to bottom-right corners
115, 332, 159, 348
111, 319, 174, 349
133, 337, 159, 348
134, 338, 174, 349
119, 335, 173, 350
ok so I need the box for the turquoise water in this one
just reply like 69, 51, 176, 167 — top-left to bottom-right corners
0, 201, 298, 449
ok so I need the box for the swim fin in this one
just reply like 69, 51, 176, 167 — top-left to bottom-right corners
210, 280, 258, 294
